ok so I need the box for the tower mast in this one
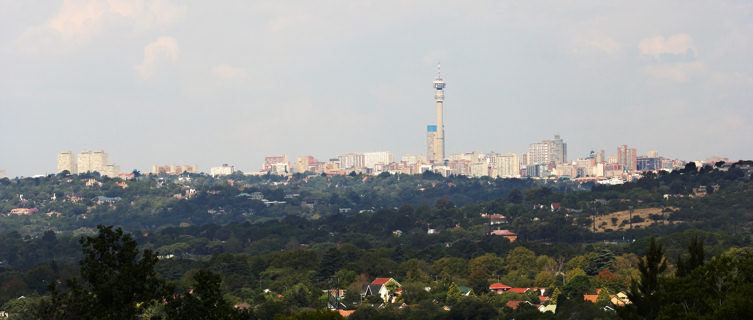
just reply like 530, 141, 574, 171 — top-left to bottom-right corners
433, 62, 446, 162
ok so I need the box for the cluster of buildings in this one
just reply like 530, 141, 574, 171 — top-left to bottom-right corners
151, 164, 198, 175
241, 67, 684, 182
248, 141, 683, 182
46, 67, 691, 181
57, 150, 120, 177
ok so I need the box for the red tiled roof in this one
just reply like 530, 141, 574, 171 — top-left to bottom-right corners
489, 283, 512, 289
490, 230, 517, 236
338, 310, 355, 317
506, 300, 528, 309
583, 295, 598, 303
509, 288, 528, 294
538, 296, 549, 302
372, 278, 393, 285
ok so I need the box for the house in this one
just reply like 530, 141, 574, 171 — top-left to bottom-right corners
610, 292, 631, 306
490, 229, 517, 242
457, 286, 473, 296
9, 208, 38, 215
482, 213, 508, 225
538, 304, 557, 313
93, 196, 122, 204
550, 202, 561, 212
506, 300, 532, 310
362, 278, 401, 302
489, 283, 512, 294
337, 310, 355, 318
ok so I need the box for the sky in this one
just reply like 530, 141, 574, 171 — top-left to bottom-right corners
1, 0, 752, 177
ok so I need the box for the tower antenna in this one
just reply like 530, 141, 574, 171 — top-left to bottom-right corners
437, 61, 441, 79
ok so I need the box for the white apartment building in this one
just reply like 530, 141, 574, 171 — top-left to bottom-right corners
210, 164, 235, 176
57, 151, 77, 174
0, 169, 5, 179
78, 150, 108, 173
338, 153, 364, 170
495, 153, 520, 178
401, 154, 426, 165
363, 151, 393, 169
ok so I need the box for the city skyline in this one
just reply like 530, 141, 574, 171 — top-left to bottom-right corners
2, 1, 752, 177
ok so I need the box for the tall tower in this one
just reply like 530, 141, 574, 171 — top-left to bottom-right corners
427, 63, 446, 163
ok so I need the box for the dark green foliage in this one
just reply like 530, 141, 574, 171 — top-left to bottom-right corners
36, 225, 169, 319
165, 270, 248, 320
447, 296, 498, 320
675, 236, 703, 277
619, 237, 666, 320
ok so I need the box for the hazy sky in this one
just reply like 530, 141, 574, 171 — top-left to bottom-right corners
1, 1, 752, 177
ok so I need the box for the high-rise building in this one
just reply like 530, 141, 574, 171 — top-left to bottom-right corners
427, 63, 446, 163
495, 153, 520, 178
338, 153, 364, 170
364, 152, 393, 169
0, 169, 5, 179
647, 150, 658, 158
57, 151, 77, 174
527, 135, 567, 166
548, 135, 567, 164
617, 145, 637, 171
77, 150, 109, 174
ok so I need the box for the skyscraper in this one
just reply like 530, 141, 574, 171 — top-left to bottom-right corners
617, 145, 637, 171
427, 63, 446, 163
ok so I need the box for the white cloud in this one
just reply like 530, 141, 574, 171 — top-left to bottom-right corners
638, 34, 695, 59
642, 61, 705, 82
17, 0, 185, 53
581, 36, 621, 55
135, 37, 179, 79
211, 64, 248, 80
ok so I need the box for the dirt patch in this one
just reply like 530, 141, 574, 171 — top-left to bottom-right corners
590, 207, 679, 232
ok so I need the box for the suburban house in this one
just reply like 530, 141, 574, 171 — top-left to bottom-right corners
92, 196, 122, 205
362, 278, 401, 302
489, 283, 512, 294
490, 229, 517, 242
481, 213, 508, 225
9, 208, 38, 215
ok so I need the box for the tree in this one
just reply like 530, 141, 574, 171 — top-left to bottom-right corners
550, 287, 561, 305
676, 236, 704, 277
36, 225, 169, 319
619, 237, 666, 320
165, 270, 247, 319
596, 287, 611, 306
446, 282, 462, 306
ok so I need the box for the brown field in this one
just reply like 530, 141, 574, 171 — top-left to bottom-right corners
589, 207, 679, 232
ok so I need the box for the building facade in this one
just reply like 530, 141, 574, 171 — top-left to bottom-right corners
57, 151, 77, 174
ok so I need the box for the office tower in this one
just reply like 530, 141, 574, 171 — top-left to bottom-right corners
57, 151, 77, 174
427, 63, 446, 163
526, 135, 567, 166
262, 155, 290, 175
647, 150, 658, 158
548, 135, 567, 164
527, 142, 550, 165
617, 145, 637, 171
364, 152, 393, 169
